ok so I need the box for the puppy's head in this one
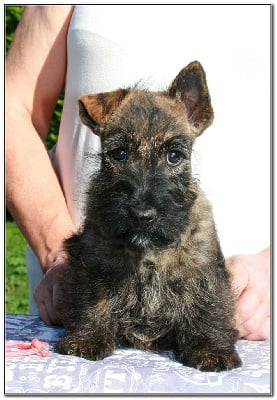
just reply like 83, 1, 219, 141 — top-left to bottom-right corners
79, 61, 213, 251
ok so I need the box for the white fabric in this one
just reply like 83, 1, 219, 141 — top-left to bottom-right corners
5, 315, 271, 394
27, 5, 271, 311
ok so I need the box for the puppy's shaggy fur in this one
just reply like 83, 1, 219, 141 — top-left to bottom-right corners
56, 61, 241, 372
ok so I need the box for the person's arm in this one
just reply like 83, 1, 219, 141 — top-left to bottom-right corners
227, 247, 270, 340
6, 6, 75, 324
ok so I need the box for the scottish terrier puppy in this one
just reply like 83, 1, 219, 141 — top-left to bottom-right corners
56, 61, 242, 372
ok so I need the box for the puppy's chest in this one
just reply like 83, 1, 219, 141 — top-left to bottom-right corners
112, 259, 174, 320
134, 262, 164, 311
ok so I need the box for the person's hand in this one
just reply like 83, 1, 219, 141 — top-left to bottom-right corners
33, 259, 68, 326
226, 247, 270, 340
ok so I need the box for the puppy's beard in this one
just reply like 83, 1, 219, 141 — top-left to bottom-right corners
130, 233, 152, 250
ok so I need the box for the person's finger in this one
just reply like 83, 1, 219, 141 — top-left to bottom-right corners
33, 264, 67, 325
235, 286, 260, 329
37, 301, 53, 326
238, 296, 269, 339
243, 316, 270, 341
238, 290, 270, 339
33, 279, 55, 325
42, 288, 57, 325
45, 264, 67, 325
33, 289, 52, 325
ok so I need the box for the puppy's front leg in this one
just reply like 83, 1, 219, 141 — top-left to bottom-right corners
176, 344, 241, 372
56, 327, 117, 360
56, 283, 119, 360
175, 328, 241, 372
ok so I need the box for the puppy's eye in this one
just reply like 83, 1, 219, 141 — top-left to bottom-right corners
166, 150, 183, 166
109, 147, 128, 162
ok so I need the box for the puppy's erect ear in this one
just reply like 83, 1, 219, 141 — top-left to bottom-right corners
168, 61, 214, 136
78, 88, 130, 133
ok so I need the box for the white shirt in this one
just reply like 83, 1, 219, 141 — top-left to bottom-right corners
55, 4, 270, 256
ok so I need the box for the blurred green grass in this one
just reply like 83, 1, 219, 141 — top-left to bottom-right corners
5, 7, 28, 315
5, 221, 29, 314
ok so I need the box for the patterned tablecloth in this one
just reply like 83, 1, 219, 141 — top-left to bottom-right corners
5, 314, 271, 394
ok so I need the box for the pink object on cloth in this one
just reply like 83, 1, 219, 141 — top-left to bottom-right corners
5, 339, 49, 357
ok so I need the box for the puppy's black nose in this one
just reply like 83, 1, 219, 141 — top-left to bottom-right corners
131, 206, 157, 224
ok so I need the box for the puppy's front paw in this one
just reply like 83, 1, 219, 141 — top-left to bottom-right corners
56, 334, 115, 361
179, 348, 242, 372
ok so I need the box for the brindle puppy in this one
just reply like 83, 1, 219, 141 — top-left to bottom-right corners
56, 61, 241, 372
